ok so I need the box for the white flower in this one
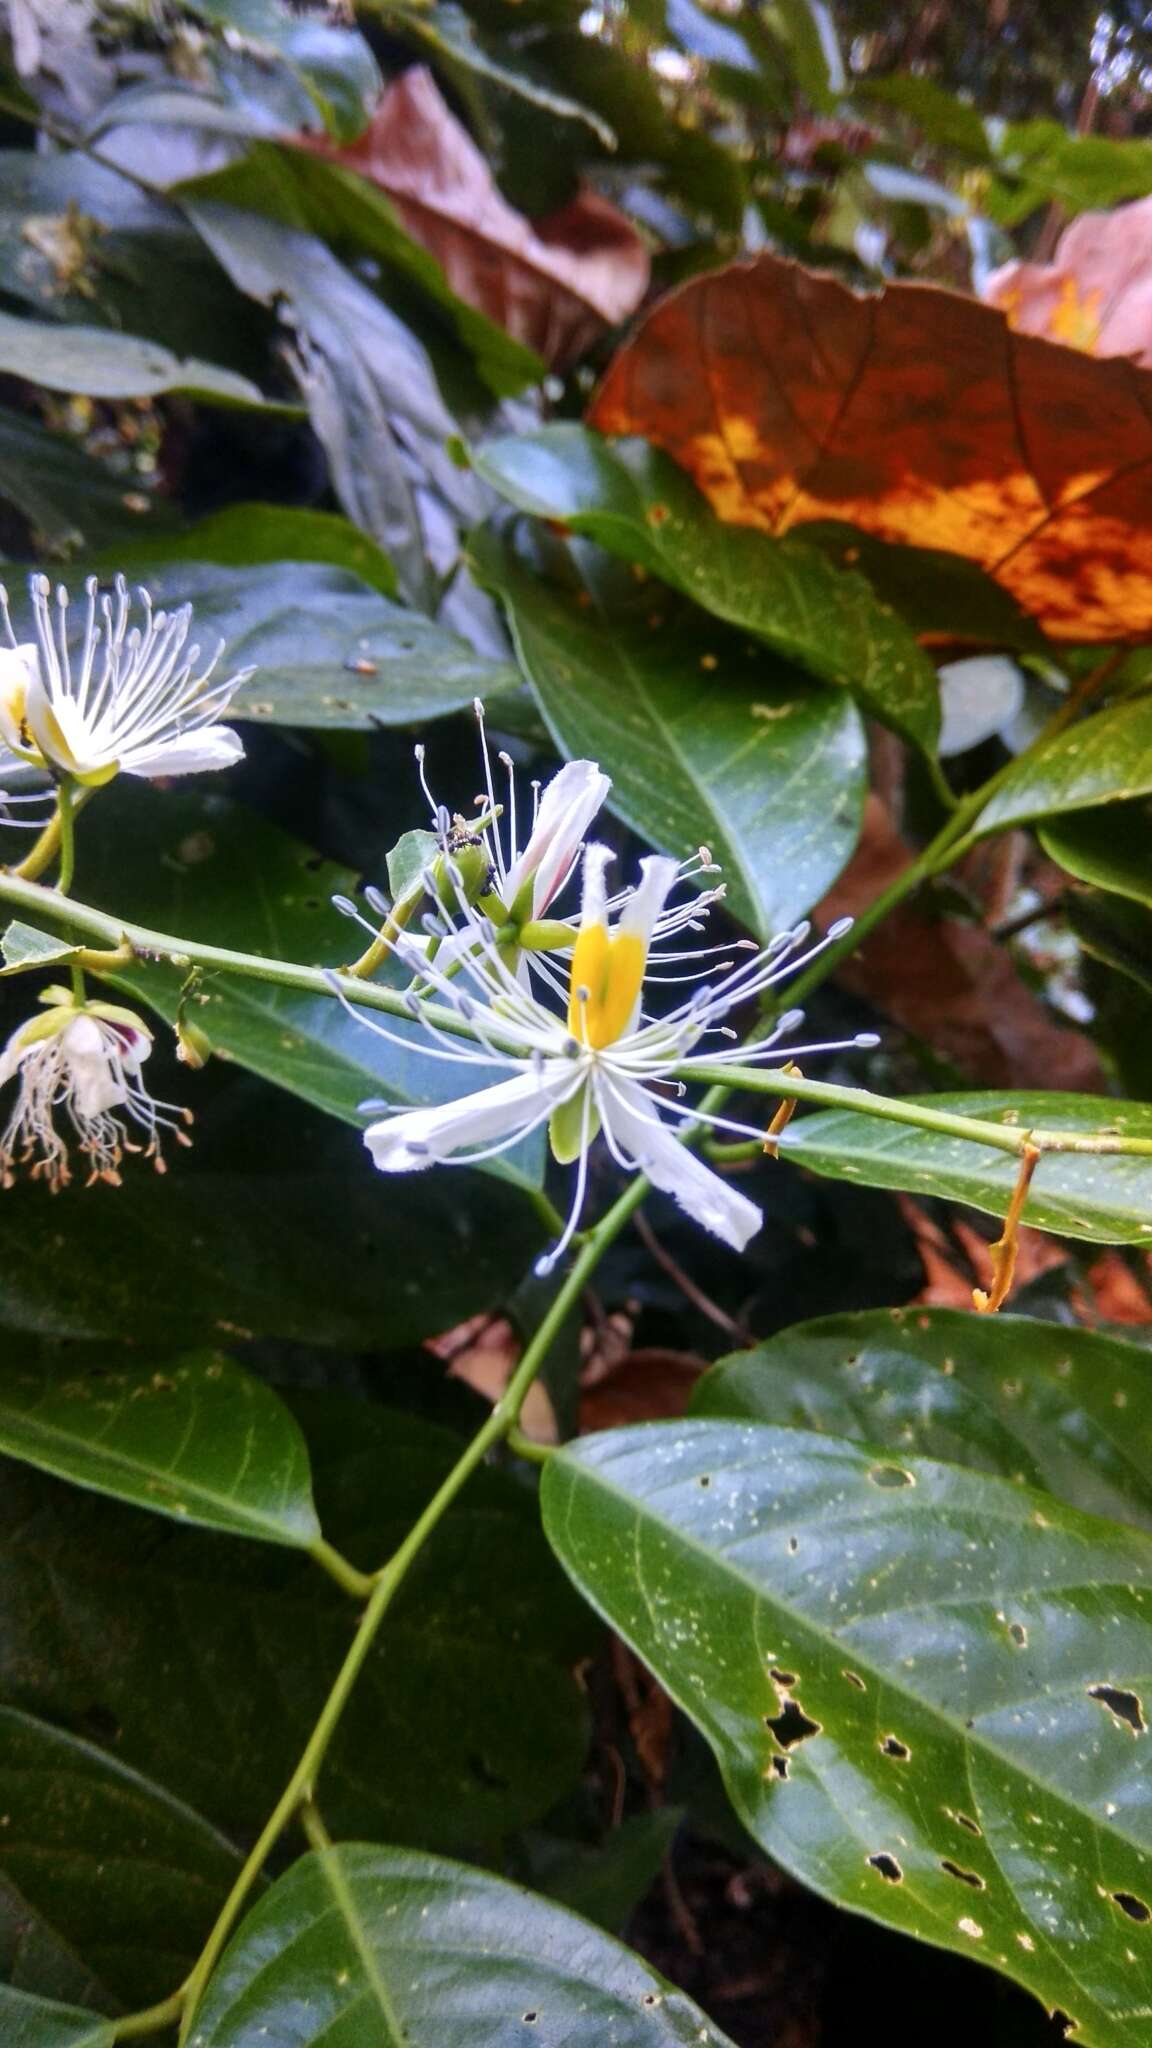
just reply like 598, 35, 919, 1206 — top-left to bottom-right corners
0, 573, 250, 786
414, 701, 611, 925
334, 840, 875, 1274
0, 992, 192, 1190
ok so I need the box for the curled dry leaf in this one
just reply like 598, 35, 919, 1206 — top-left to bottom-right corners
591, 249, 1152, 639
300, 67, 649, 366
984, 192, 1152, 368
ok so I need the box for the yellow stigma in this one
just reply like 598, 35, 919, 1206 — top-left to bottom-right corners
568, 921, 647, 1049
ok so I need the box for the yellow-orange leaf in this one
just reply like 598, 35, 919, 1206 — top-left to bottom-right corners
590, 252, 1152, 641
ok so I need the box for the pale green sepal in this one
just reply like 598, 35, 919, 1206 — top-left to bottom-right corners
521, 919, 579, 952
549, 1084, 598, 1164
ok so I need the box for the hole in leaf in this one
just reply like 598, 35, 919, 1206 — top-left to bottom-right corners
1088, 1683, 1146, 1734
1111, 1892, 1151, 1924
1008, 1622, 1028, 1647
788, 1535, 800, 1554
522, 2012, 539, 2025
880, 1735, 910, 1760
941, 1860, 985, 1890
697, 1474, 712, 1489
841, 1669, 866, 1691
769, 1668, 797, 1689
1050, 2011, 1078, 2039
954, 1812, 982, 1837
641, 1993, 660, 2008
869, 1463, 914, 1489
868, 1852, 903, 1883
766, 1699, 821, 1748
769, 1754, 790, 1780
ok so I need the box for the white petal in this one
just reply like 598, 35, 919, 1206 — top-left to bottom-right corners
61, 1014, 125, 1118
0, 645, 36, 756
365, 1064, 575, 1173
601, 1075, 762, 1252
507, 760, 611, 915
121, 725, 245, 777
619, 855, 680, 946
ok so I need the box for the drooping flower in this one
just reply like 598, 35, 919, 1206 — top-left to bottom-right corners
0, 990, 191, 1190
0, 572, 249, 786
334, 839, 875, 1273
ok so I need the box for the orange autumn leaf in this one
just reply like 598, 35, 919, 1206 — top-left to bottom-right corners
301, 67, 649, 367
984, 192, 1152, 367
590, 250, 1152, 640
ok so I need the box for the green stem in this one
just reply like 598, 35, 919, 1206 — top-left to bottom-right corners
110, 1989, 187, 2041
176, 1175, 646, 2045
308, 1537, 377, 1601
505, 1423, 555, 1466
11, 803, 63, 883
56, 778, 77, 894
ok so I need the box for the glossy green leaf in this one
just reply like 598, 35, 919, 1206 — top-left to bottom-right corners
780, 1090, 1152, 1245
0, 1707, 239, 2013
977, 697, 1152, 836
0, 1346, 320, 1546
543, 1419, 1152, 2048
1041, 802, 1152, 908
0, 1986, 113, 2048
694, 1307, 1152, 1530
0, 1401, 589, 1851
73, 782, 539, 1190
856, 73, 992, 158
177, 144, 543, 398
0, 922, 82, 975
471, 521, 867, 936
475, 427, 940, 752
109, 501, 398, 597
190, 1843, 735, 2047
63, 560, 516, 729
186, 0, 381, 141
179, 200, 484, 606
0, 308, 291, 410
0, 149, 264, 368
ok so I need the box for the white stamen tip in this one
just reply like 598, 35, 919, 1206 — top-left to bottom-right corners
828, 916, 854, 940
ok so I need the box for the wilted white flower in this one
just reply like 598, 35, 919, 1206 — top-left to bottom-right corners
0, 573, 249, 786
334, 839, 875, 1273
0, 991, 191, 1190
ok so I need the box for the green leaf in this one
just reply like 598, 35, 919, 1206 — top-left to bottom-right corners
542, 1420, 1152, 2047
521, 1809, 683, 1935
0, 922, 82, 976
471, 521, 867, 936
0, 1707, 239, 2013
0, 407, 169, 553
387, 827, 440, 905
1067, 890, 1152, 1000
693, 1307, 1152, 1530
178, 143, 543, 398
977, 698, 1152, 836
773, 0, 845, 110
190, 0, 381, 141
0, 307, 293, 410
190, 1843, 735, 2046
176, 200, 483, 605
110, 501, 398, 598
0, 1401, 589, 1850
0, 1986, 114, 2048
475, 427, 940, 753
377, 1, 617, 145
856, 74, 991, 158
0, 148, 264, 368
1041, 801, 1152, 907
68, 560, 516, 729
781, 1090, 1152, 1246
0, 1345, 320, 1547
991, 119, 1152, 218
74, 782, 539, 1190
0, 1088, 541, 1346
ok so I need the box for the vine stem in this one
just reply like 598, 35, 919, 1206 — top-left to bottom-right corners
174, 1174, 648, 2047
